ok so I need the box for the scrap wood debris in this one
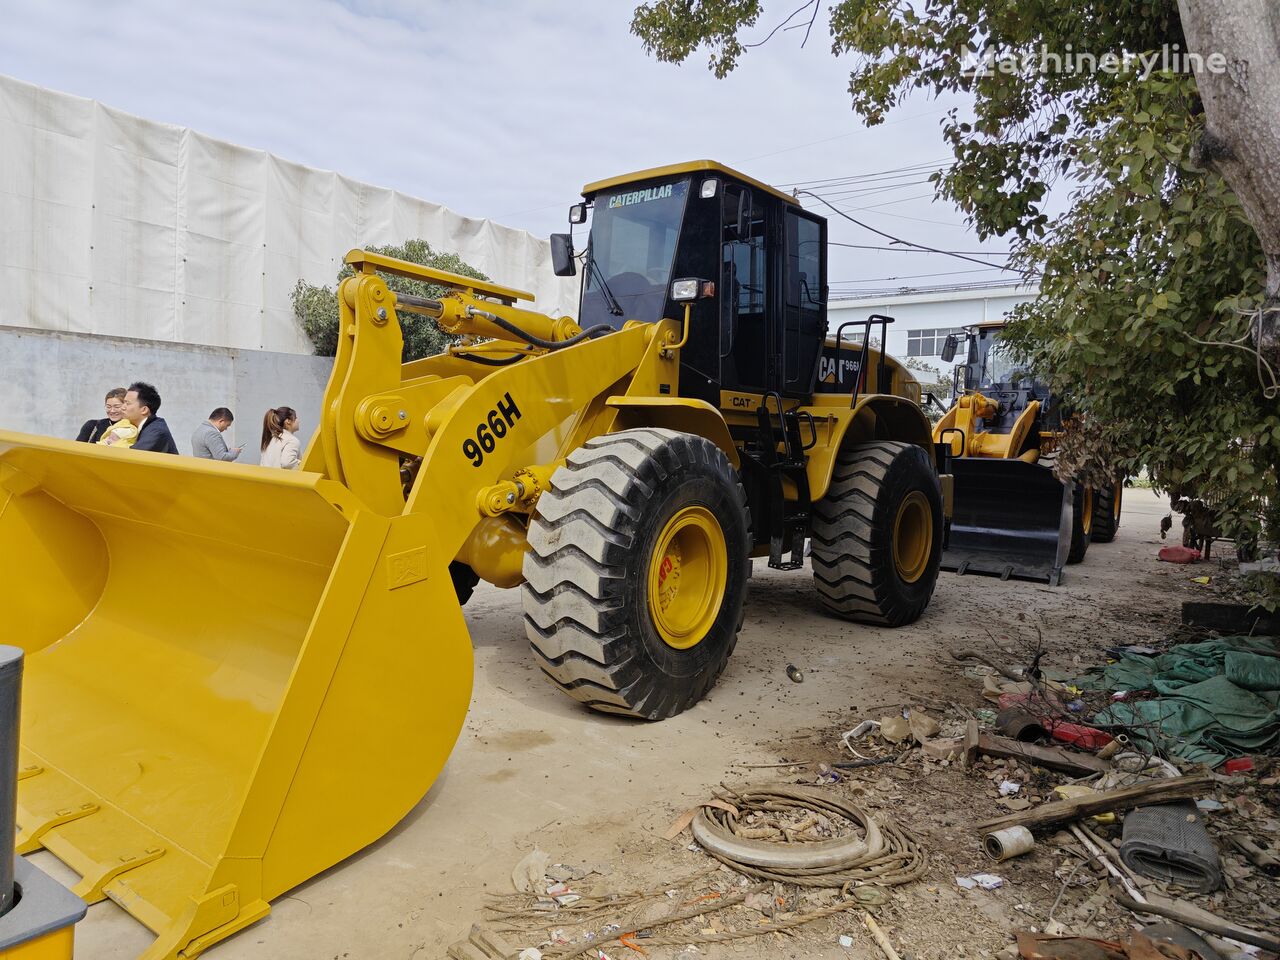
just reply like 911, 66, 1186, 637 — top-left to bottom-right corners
464, 629, 1280, 960
483, 784, 928, 959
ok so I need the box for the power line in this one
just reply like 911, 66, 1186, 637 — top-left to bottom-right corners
796, 189, 1022, 273
828, 241, 1012, 256
774, 160, 951, 189
829, 278, 1039, 300
830, 266, 1023, 284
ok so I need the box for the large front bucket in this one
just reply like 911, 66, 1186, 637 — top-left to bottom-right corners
0, 431, 473, 959
941, 457, 1071, 585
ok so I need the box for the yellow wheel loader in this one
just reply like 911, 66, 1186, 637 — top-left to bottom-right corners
931, 320, 1123, 584
0, 160, 949, 959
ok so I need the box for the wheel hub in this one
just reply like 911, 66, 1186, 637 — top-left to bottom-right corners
892, 491, 932, 584
648, 506, 726, 649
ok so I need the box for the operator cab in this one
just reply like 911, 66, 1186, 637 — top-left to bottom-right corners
551, 160, 828, 407
940, 323, 1061, 434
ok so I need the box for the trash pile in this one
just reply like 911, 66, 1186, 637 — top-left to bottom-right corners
451, 789, 929, 960
448, 632, 1280, 960
928, 636, 1280, 960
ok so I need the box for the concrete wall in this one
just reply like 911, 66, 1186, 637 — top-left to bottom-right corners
828, 283, 1040, 375
0, 325, 333, 461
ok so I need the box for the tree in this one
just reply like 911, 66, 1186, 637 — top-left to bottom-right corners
632, 1, 1278, 537
903, 355, 952, 420
1176, 0, 1280, 358
291, 240, 488, 362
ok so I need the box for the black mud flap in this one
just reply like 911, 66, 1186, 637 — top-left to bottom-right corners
941, 458, 1072, 585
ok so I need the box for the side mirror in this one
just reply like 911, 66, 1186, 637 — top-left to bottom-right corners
550, 233, 575, 277
940, 334, 959, 363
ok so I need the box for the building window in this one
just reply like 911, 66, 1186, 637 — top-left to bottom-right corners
907, 327, 964, 357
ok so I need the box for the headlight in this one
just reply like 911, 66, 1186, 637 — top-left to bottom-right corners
671, 279, 700, 301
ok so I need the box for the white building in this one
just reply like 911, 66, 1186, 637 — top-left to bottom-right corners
827, 281, 1040, 376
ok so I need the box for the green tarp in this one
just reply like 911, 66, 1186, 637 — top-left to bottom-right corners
1076, 636, 1280, 767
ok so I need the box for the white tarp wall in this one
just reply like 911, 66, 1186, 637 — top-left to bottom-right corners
0, 73, 578, 353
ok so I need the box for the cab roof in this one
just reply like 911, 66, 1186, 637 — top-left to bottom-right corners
582, 160, 795, 205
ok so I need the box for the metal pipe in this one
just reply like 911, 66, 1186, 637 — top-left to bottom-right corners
0, 645, 22, 917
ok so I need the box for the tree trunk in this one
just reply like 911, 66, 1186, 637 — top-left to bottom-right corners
1178, 0, 1280, 361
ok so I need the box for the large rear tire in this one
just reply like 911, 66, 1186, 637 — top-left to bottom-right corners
1090, 481, 1123, 543
522, 429, 751, 719
810, 441, 943, 626
1067, 483, 1093, 563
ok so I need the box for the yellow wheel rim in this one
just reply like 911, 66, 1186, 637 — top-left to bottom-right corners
1114, 485, 1122, 521
893, 491, 932, 584
647, 505, 727, 650
1082, 487, 1094, 536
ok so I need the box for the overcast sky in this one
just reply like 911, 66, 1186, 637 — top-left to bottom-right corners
0, 0, 1022, 296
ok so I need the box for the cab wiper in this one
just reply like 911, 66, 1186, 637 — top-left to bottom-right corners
586, 249, 624, 316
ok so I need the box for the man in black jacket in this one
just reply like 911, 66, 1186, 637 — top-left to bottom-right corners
120, 381, 179, 454
75, 387, 128, 442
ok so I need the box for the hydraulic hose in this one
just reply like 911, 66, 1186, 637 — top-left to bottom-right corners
456, 351, 528, 367
467, 307, 614, 351
689, 786, 927, 888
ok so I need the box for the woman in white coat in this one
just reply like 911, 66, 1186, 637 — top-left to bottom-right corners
260, 406, 301, 469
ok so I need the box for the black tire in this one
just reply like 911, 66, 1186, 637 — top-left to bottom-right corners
522, 428, 751, 719
449, 561, 480, 605
1091, 482, 1123, 543
1067, 483, 1093, 564
810, 441, 943, 626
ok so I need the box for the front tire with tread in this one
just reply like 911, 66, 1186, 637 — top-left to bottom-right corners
522, 429, 750, 720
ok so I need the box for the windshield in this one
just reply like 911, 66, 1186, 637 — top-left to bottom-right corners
580, 178, 690, 327
977, 330, 1027, 387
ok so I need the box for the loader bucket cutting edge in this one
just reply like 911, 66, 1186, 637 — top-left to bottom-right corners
941, 457, 1071, 585
0, 431, 474, 960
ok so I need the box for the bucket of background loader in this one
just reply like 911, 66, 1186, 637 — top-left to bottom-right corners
0, 431, 472, 959
941, 457, 1072, 585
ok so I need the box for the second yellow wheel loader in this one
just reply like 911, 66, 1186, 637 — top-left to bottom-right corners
0, 160, 949, 959
931, 320, 1123, 584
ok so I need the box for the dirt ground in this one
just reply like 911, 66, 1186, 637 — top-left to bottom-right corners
43, 488, 1269, 959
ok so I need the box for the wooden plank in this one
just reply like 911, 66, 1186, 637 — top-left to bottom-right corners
977, 733, 1111, 776
973, 773, 1214, 833
1114, 894, 1280, 953
920, 731, 1107, 774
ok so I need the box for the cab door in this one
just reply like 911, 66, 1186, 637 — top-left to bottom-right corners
720, 184, 772, 393
781, 209, 826, 397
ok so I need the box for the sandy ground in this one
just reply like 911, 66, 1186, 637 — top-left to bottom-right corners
47, 488, 1214, 960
